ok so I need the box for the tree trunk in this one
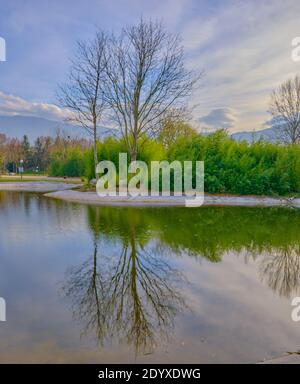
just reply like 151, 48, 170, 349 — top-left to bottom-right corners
93, 123, 99, 181
130, 150, 137, 162
130, 136, 138, 162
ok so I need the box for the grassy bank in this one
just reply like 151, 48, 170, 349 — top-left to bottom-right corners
0, 175, 82, 183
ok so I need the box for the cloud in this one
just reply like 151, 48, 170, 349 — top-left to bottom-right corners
1, 0, 300, 131
198, 107, 238, 131
184, 0, 300, 132
182, 17, 218, 51
0, 91, 70, 121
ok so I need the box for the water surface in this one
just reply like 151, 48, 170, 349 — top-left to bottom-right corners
0, 191, 299, 363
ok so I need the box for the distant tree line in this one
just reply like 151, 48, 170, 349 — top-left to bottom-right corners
0, 131, 91, 175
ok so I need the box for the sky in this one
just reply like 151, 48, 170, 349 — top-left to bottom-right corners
0, 0, 300, 133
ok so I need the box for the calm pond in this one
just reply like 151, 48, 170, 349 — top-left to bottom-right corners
0, 191, 299, 363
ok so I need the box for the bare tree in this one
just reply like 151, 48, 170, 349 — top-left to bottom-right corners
0, 134, 7, 173
269, 75, 300, 143
57, 31, 107, 179
6, 138, 23, 173
104, 19, 200, 161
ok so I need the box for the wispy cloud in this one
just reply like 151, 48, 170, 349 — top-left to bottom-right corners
0, 91, 70, 121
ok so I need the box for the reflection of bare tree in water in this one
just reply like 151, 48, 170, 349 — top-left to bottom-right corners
62, 227, 186, 355
260, 245, 300, 298
63, 239, 107, 341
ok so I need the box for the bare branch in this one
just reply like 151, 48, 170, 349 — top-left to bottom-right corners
269, 75, 300, 144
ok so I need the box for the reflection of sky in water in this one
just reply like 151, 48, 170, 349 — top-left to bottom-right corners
0, 191, 299, 363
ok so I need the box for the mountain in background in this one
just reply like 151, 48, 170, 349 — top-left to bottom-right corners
0, 115, 117, 142
231, 126, 280, 143
0, 114, 283, 144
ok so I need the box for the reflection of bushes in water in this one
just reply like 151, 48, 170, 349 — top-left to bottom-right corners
86, 205, 300, 262
0, 192, 87, 236
0, 191, 27, 207
0, 191, 33, 215
85, 205, 300, 299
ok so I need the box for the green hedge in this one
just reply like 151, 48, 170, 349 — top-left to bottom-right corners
168, 131, 300, 195
48, 131, 300, 196
48, 148, 85, 177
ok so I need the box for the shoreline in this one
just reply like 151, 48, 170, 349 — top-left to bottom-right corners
1, 182, 299, 208
44, 189, 300, 208
0, 181, 81, 193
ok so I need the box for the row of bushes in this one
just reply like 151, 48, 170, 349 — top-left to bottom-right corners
49, 137, 165, 179
48, 131, 300, 196
168, 131, 300, 195
49, 148, 85, 177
